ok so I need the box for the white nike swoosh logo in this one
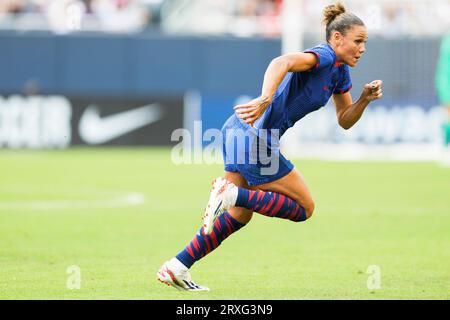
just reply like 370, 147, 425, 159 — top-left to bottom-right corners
79, 103, 163, 144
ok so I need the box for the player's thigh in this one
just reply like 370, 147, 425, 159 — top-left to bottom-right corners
224, 171, 258, 224
256, 168, 315, 218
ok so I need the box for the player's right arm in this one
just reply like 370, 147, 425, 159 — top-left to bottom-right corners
260, 53, 318, 103
234, 53, 317, 126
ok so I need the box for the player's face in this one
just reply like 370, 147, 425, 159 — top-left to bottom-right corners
335, 25, 368, 67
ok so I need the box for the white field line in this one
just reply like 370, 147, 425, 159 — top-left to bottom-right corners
0, 189, 146, 210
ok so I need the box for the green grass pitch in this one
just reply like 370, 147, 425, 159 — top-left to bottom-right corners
0, 148, 449, 299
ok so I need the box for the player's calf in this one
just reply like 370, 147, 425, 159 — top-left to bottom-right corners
235, 187, 310, 223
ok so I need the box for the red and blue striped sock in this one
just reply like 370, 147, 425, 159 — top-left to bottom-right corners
176, 211, 245, 269
235, 188, 307, 222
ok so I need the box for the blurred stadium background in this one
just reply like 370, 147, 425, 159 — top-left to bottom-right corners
0, 0, 449, 299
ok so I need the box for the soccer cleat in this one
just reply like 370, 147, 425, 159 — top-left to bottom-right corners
202, 177, 238, 235
157, 261, 209, 292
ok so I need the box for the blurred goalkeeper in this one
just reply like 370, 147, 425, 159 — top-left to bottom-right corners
436, 33, 450, 150
157, 2, 383, 291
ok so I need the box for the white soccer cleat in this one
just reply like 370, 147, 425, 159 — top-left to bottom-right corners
202, 177, 238, 235
157, 260, 209, 292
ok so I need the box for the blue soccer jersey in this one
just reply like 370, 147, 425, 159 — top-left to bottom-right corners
221, 43, 353, 185
255, 43, 352, 136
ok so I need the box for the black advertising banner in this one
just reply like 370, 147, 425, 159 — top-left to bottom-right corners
70, 97, 183, 146
0, 95, 184, 148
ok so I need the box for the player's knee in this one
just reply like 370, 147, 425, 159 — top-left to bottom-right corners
229, 207, 253, 224
303, 199, 315, 220
291, 197, 314, 222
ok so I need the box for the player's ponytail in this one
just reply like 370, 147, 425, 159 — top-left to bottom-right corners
323, 2, 364, 42
322, 2, 346, 26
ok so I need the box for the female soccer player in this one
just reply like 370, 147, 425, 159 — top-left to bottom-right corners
158, 2, 383, 291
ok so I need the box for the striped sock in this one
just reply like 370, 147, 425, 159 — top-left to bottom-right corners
235, 188, 307, 222
176, 211, 245, 269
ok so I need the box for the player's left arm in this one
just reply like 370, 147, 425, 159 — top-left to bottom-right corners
333, 80, 383, 129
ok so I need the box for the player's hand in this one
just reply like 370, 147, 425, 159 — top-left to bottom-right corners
363, 80, 383, 102
233, 96, 271, 127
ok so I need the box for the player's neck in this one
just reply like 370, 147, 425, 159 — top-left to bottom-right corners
327, 42, 344, 64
